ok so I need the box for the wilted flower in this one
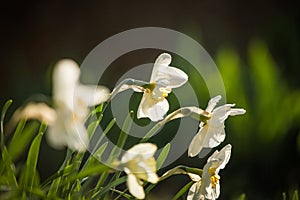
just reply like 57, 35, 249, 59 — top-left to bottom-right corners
187, 144, 232, 200
119, 143, 159, 199
188, 96, 245, 157
46, 59, 110, 152
137, 53, 188, 122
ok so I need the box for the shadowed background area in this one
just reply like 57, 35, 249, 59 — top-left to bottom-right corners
0, 0, 299, 199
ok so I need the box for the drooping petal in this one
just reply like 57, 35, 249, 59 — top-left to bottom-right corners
127, 173, 145, 199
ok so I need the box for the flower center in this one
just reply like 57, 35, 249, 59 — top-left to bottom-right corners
209, 168, 219, 188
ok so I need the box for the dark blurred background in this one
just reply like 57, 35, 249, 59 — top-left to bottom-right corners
1, 0, 299, 199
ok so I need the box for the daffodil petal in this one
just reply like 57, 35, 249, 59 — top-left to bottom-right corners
155, 66, 188, 88
53, 59, 80, 109
150, 53, 172, 82
76, 85, 110, 107
187, 182, 203, 200
206, 95, 222, 113
208, 144, 232, 170
188, 173, 201, 182
148, 98, 169, 122
65, 121, 88, 152
206, 127, 226, 148
47, 108, 88, 152
137, 93, 151, 119
121, 143, 157, 163
46, 120, 68, 150
127, 174, 145, 199
12, 103, 57, 125
188, 126, 208, 157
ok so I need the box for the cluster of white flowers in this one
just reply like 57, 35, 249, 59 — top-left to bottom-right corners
14, 53, 245, 199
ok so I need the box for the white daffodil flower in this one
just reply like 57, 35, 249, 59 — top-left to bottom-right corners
46, 59, 110, 152
137, 53, 188, 122
188, 95, 246, 157
187, 144, 232, 200
119, 143, 159, 199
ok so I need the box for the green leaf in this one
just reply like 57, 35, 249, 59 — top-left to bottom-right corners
92, 176, 127, 199
0, 146, 18, 189
110, 188, 133, 199
1, 99, 13, 148
8, 121, 39, 161
68, 164, 109, 183
83, 142, 108, 170
172, 181, 193, 200
47, 178, 62, 198
19, 124, 45, 193
156, 143, 170, 170
282, 192, 287, 200
237, 193, 246, 200
293, 190, 299, 200
108, 111, 133, 163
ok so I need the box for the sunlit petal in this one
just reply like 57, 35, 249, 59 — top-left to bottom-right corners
150, 53, 172, 82
188, 126, 208, 157
155, 66, 188, 88
121, 143, 157, 163
76, 85, 110, 106
187, 182, 203, 200
148, 98, 169, 122
206, 95, 222, 113
53, 59, 80, 109
127, 174, 145, 199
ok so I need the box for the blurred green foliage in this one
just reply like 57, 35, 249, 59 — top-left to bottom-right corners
215, 39, 300, 198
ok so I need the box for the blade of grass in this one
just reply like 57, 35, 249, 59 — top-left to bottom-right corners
1, 99, 13, 149
8, 121, 39, 161
94, 111, 133, 195
0, 146, 18, 189
108, 111, 134, 163
172, 181, 193, 200
92, 176, 127, 199
156, 143, 170, 170
19, 123, 46, 195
